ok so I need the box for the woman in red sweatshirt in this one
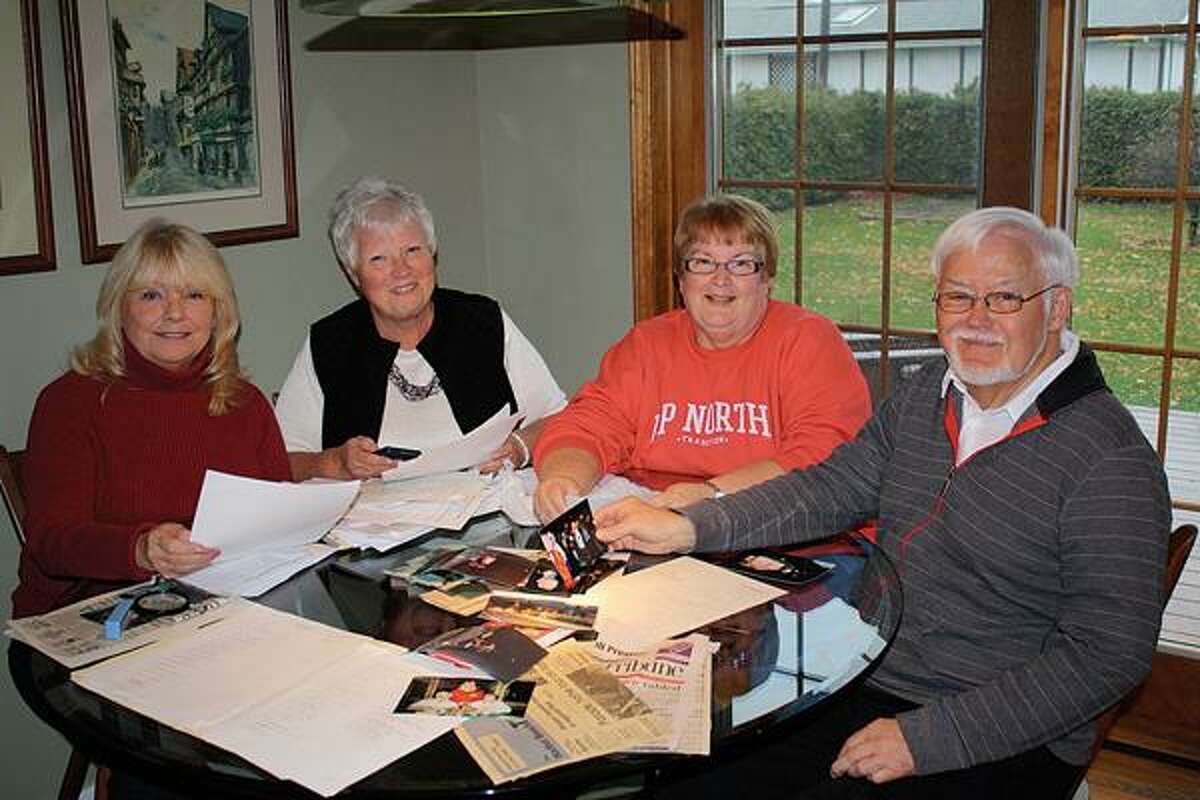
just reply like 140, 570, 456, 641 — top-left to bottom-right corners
533, 194, 871, 522
12, 219, 290, 618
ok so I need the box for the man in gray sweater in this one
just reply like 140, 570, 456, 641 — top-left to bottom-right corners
596, 207, 1171, 799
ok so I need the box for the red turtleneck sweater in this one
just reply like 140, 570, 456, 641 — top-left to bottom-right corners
12, 345, 290, 617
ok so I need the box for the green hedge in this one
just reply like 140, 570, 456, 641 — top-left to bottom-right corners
724, 83, 1195, 208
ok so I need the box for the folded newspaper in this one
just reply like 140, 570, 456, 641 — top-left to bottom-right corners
6, 579, 233, 669
592, 633, 715, 755
455, 639, 667, 783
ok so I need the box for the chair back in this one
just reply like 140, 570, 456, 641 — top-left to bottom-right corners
0, 445, 27, 546
1081, 522, 1197, 767
1164, 524, 1197, 602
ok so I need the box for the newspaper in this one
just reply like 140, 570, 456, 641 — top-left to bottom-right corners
455, 639, 666, 783
592, 633, 715, 755
5, 580, 234, 669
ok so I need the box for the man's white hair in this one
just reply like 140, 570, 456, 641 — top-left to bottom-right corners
930, 206, 1078, 289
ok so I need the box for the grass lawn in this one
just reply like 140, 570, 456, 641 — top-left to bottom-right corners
768, 196, 1200, 410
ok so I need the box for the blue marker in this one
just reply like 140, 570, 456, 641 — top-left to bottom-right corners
104, 596, 137, 641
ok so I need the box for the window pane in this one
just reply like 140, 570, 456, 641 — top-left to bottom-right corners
1073, 199, 1171, 346
894, 42, 981, 185
1079, 37, 1184, 189
1165, 358, 1200, 503
1087, 0, 1189, 28
1189, 45, 1200, 190
804, 1, 886, 37
847, 331, 942, 408
897, 0, 982, 33
728, 186, 798, 298
722, 0, 797, 41
1179, 224, 1200, 351
721, 48, 798, 181
1095, 351, 1163, 425
804, 43, 885, 181
890, 194, 975, 331
797, 192, 882, 325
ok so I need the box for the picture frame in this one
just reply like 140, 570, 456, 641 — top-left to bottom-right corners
61, 0, 298, 264
0, 0, 55, 275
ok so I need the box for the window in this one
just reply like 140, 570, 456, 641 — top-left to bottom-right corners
713, 0, 986, 402
1067, 0, 1200, 654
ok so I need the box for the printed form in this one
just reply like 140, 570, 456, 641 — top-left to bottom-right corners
72, 600, 457, 797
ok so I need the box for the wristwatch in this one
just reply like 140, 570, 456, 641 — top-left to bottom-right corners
705, 480, 726, 499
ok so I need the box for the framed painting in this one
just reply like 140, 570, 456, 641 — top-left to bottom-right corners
61, 0, 298, 264
0, 0, 55, 275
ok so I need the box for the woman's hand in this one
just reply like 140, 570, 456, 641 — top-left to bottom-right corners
325, 436, 395, 479
477, 432, 530, 474
594, 498, 697, 554
534, 474, 584, 522
136, 523, 220, 577
648, 481, 717, 509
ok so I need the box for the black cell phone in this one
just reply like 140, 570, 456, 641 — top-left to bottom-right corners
374, 446, 421, 461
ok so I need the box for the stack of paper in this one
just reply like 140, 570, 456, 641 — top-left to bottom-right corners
71, 601, 459, 797
187, 471, 360, 596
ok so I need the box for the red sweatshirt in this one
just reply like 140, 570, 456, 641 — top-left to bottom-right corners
534, 301, 871, 489
12, 345, 290, 617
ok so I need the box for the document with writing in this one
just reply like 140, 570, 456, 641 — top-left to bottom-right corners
584, 556, 786, 652
339, 471, 494, 532
381, 410, 521, 481
186, 471, 360, 596
72, 601, 458, 797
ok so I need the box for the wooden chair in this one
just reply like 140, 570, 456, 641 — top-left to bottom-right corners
0, 446, 109, 800
1066, 522, 1198, 798
0, 445, 26, 546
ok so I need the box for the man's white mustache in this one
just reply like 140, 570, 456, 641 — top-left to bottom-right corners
950, 329, 1006, 346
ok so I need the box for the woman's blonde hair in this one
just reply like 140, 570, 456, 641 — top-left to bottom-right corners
71, 218, 245, 415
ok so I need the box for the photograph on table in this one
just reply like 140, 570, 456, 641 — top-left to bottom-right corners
395, 677, 536, 718
440, 547, 537, 589
417, 622, 547, 681
482, 595, 598, 631
705, 548, 834, 589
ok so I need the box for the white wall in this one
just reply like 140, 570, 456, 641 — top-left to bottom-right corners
475, 44, 634, 394
0, 2, 633, 795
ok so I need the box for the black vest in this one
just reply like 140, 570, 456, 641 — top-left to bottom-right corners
310, 289, 518, 449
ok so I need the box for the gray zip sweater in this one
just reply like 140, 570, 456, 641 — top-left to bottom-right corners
682, 344, 1170, 774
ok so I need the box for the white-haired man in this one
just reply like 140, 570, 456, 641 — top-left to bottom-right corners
596, 207, 1171, 799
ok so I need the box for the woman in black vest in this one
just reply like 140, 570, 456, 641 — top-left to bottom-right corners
275, 177, 566, 481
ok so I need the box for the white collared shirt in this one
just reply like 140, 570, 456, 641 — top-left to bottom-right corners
941, 330, 1080, 465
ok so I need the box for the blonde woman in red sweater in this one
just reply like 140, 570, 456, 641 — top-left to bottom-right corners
12, 219, 290, 618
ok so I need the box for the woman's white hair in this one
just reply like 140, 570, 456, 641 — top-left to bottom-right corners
930, 206, 1079, 289
327, 176, 437, 284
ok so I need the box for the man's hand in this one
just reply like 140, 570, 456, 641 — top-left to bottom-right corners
136, 523, 220, 577
830, 718, 915, 784
594, 497, 697, 554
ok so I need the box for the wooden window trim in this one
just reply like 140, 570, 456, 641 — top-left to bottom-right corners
628, 2, 706, 321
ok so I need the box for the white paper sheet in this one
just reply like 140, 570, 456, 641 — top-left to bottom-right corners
585, 556, 786, 652
185, 543, 342, 597
186, 471, 359, 595
72, 601, 458, 797
498, 469, 654, 527
341, 472, 494, 530
382, 411, 522, 481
